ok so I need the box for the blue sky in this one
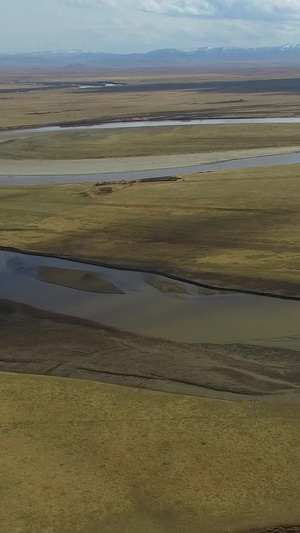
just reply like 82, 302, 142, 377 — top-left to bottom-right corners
1, 0, 300, 53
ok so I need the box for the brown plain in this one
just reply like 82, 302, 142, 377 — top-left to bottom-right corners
1, 123, 300, 159
2, 65, 300, 533
1, 164, 300, 295
2, 300, 300, 398
2, 369, 300, 533
2, 65, 300, 130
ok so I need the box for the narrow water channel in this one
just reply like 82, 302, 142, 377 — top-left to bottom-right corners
2, 116, 300, 136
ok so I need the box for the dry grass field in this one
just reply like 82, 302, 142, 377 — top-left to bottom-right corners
1, 89, 300, 131
2, 370, 300, 533
1, 123, 300, 159
2, 66, 300, 533
2, 64, 300, 84
1, 164, 300, 295
1, 66, 300, 130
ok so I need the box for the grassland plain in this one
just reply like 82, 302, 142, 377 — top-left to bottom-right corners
2, 89, 300, 131
2, 370, 300, 533
1, 123, 300, 159
2, 66, 300, 130
2, 65, 300, 533
1, 164, 300, 295
2, 64, 300, 85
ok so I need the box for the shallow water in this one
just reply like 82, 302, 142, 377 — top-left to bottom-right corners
2, 116, 300, 137
1, 250, 300, 349
1, 151, 300, 186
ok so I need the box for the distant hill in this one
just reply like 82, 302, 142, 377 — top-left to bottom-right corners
1, 45, 300, 67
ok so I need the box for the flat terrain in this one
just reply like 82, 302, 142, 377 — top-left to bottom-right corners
2, 370, 300, 533
1, 164, 299, 295
1, 123, 300, 159
2, 301, 300, 399
2, 66, 300, 533
2, 66, 300, 130
1, 146, 298, 177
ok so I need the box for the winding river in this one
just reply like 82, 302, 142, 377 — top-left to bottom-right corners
1, 150, 300, 186
2, 116, 300, 136
1, 117, 300, 185
1, 250, 300, 350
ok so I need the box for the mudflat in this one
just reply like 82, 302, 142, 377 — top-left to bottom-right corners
35, 266, 123, 293
1, 300, 300, 400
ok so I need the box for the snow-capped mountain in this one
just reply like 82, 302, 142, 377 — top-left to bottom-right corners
1, 45, 300, 66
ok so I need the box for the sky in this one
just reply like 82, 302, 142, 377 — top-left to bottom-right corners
1, 0, 300, 53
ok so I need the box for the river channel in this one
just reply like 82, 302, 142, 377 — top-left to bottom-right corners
1, 150, 300, 186
1, 117, 300, 185
2, 116, 300, 136
1, 250, 300, 350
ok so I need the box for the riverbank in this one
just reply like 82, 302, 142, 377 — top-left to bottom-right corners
1, 147, 299, 180
0, 123, 300, 161
1, 296, 300, 400
0, 164, 299, 296
2, 66, 300, 131
2, 246, 300, 349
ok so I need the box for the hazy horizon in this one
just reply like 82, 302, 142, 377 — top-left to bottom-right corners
1, 1, 300, 54
1, 43, 300, 55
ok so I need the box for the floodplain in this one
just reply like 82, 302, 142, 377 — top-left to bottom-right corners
1, 64, 300, 533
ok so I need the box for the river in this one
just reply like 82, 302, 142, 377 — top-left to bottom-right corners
2, 116, 300, 137
1, 117, 300, 185
1, 150, 300, 186
1, 250, 300, 350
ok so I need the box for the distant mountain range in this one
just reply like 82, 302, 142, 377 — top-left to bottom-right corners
1, 45, 300, 67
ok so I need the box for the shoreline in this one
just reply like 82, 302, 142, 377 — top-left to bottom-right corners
1, 146, 299, 177
2, 298, 300, 403
1, 245, 300, 301
1, 110, 300, 134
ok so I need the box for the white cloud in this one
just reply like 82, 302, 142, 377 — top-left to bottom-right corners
1, 0, 300, 53
61, 0, 118, 7
137, 0, 300, 22
62, 0, 101, 6
60, 0, 300, 23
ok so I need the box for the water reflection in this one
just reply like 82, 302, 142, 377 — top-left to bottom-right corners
1, 250, 300, 349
